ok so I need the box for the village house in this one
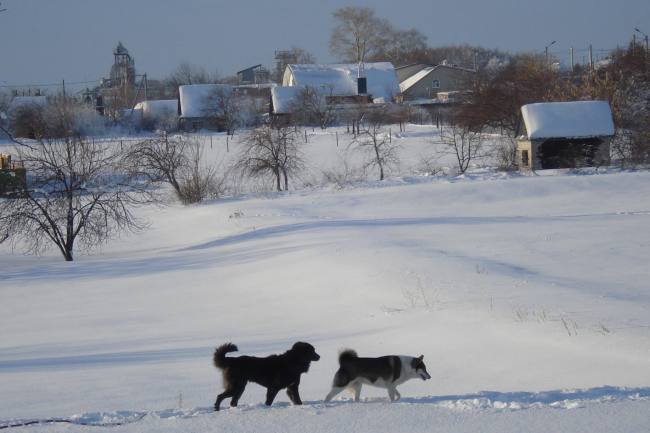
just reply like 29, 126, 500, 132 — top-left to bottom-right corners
397, 61, 475, 102
178, 83, 270, 131
271, 62, 401, 117
179, 84, 232, 130
132, 99, 179, 130
237, 64, 271, 85
517, 100, 615, 171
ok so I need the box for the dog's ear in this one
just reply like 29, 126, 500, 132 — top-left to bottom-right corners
418, 355, 424, 361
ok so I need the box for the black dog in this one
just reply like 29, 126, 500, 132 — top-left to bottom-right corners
213, 342, 320, 411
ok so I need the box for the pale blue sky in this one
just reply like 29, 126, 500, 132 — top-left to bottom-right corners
0, 0, 648, 89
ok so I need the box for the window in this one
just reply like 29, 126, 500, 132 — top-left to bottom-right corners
432, 80, 440, 89
522, 150, 529, 167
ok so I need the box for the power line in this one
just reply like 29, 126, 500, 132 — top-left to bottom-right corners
0, 79, 101, 89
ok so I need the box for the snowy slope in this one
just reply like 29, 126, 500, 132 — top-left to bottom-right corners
1, 127, 650, 432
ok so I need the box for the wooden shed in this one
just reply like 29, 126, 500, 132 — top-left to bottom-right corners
517, 101, 615, 170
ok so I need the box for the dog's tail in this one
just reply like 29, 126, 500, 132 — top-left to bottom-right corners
213, 343, 238, 370
338, 348, 358, 365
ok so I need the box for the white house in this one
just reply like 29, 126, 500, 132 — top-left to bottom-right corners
132, 99, 178, 130
282, 62, 401, 102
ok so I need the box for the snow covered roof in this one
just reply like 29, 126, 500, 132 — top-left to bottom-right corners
271, 86, 304, 114
399, 64, 475, 93
283, 62, 400, 100
399, 67, 434, 92
7, 96, 48, 114
134, 100, 178, 119
521, 101, 615, 140
179, 84, 232, 118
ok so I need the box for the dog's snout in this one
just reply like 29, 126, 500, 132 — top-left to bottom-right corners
314, 353, 321, 361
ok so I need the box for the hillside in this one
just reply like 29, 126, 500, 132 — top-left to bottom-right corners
1, 128, 650, 432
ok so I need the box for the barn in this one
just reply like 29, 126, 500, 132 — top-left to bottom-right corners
281, 62, 400, 102
517, 101, 615, 170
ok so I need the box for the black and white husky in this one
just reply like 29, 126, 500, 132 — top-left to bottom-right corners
324, 349, 431, 402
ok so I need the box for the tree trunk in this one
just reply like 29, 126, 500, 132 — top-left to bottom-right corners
282, 168, 288, 191
65, 191, 75, 261
373, 143, 384, 180
275, 169, 282, 191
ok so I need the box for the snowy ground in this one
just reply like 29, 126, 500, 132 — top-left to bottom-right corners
1, 126, 650, 432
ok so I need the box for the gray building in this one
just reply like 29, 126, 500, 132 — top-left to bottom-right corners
397, 62, 475, 101
237, 64, 270, 85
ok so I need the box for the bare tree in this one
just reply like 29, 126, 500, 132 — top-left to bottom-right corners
237, 125, 303, 191
439, 122, 485, 174
329, 6, 391, 64
176, 140, 225, 204
126, 133, 224, 204
370, 28, 428, 66
8, 103, 46, 139
126, 132, 190, 196
458, 53, 557, 138
165, 62, 219, 98
0, 91, 10, 112
289, 85, 336, 129
492, 136, 519, 171
0, 99, 148, 261
352, 107, 399, 181
168, 62, 216, 86
289, 46, 316, 65
273, 46, 317, 82
204, 87, 242, 135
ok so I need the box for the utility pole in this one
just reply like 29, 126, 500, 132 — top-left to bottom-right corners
589, 44, 594, 71
144, 73, 148, 101
635, 28, 649, 69
62, 79, 66, 99
570, 47, 574, 72
545, 40, 556, 66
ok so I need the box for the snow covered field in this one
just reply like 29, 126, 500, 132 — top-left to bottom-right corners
1, 126, 650, 432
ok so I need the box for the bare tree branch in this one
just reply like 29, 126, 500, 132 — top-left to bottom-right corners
1, 99, 150, 261
237, 125, 303, 191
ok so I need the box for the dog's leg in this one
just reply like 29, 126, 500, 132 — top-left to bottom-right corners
395, 388, 401, 400
387, 385, 399, 402
230, 382, 247, 407
324, 386, 345, 402
286, 383, 302, 405
325, 369, 350, 402
215, 389, 234, 411
265, 387, 280, 406
348, 382, 362, 402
